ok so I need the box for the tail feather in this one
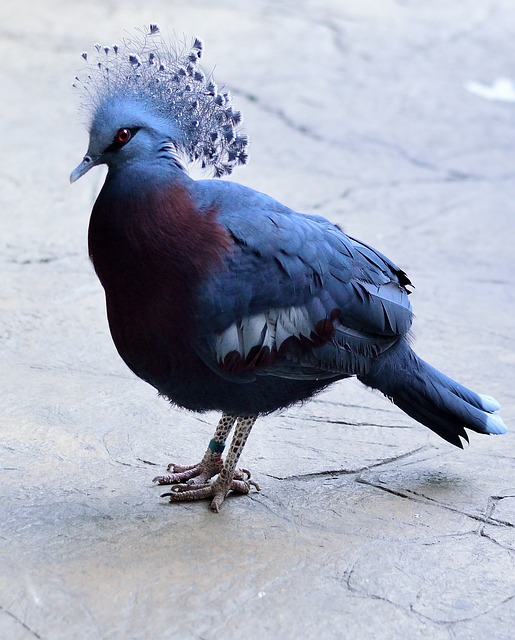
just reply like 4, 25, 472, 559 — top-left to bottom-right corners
478, 394, 501, 412
359, 338, 507, 448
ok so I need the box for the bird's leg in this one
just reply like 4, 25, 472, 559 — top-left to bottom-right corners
153, 413, 237, 485
160, 415, 260, 512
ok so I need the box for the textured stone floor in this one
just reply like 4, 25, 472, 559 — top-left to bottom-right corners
1, 1, 514, 638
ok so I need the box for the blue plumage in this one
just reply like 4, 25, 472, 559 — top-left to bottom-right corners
71, 26, 507, 511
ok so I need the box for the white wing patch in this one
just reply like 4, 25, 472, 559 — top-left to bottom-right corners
211, 297, 403, 376
214, 305, 314, 367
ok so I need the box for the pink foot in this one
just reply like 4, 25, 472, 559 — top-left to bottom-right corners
160, 473, 260, 512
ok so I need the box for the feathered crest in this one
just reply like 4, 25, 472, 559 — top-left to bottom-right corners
73, 24, 248, 177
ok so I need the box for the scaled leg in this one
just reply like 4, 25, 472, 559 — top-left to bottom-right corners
160, 414, 259, 511
153, 413, 237, 485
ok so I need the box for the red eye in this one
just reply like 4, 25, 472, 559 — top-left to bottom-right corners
116, 128, 132, 144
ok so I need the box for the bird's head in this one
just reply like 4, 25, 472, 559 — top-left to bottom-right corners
70, 95, 184, 181
70, 24, 249, 183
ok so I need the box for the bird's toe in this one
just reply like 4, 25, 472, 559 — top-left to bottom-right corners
161, 474, 260, 511
152, 458, 223, 485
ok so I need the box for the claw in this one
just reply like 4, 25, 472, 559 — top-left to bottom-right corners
166, 462, 196, 473
247, 479, 261, 492
210, 493, 225, 513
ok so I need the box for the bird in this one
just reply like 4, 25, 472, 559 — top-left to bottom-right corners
70, 25, 507, 512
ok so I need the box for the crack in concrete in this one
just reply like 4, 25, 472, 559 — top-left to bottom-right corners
290, 414, 411, 429
5, 252, 80, 265
311, 170, 515, 214
359, 134, 486, 180
267, 444, 430, 481
136, 457, 160, 467
310, 176, 473, 211
358, 478, 515, 532
409, 2, 497, 51
102, 433, 167, 470
479, 495, 515, 536
230, 86, 326, 143
232, 84, 505, 187
342, 561, 453, 631
309, 397, 402, 413
313, 16, 348, 54
0, 604, 43, 639
479, 528, 515, 553
434, 592, 515, 626
344, 549, 515, 627
355, 477, 410, 500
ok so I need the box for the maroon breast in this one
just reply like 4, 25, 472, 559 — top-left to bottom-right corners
88, 177, 233, 381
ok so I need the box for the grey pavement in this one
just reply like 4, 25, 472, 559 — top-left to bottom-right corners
2, 1, 515, 638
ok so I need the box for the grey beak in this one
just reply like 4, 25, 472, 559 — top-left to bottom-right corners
70, 155, 96, 183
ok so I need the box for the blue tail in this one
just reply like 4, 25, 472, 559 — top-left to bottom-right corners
359, 338, 507, 448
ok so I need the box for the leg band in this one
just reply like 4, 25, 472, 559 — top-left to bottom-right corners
209, 439, 226, 454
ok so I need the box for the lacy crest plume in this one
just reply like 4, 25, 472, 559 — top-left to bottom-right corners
73, 23, 248, 177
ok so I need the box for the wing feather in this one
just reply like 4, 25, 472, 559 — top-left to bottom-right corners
192, 180, 413, 381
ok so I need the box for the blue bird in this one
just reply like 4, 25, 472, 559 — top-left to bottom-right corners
71, 25, 507, 512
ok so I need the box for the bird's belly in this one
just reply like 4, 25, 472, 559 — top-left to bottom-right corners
155, 366, 341, 415
111, 324, 337, 414
107, 309, 195, 390
105, 295, 342, 415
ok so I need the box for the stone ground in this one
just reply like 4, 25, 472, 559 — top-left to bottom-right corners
1, 0, 515, 638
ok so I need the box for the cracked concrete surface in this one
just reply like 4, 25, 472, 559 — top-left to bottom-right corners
1, 0, 514, 638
